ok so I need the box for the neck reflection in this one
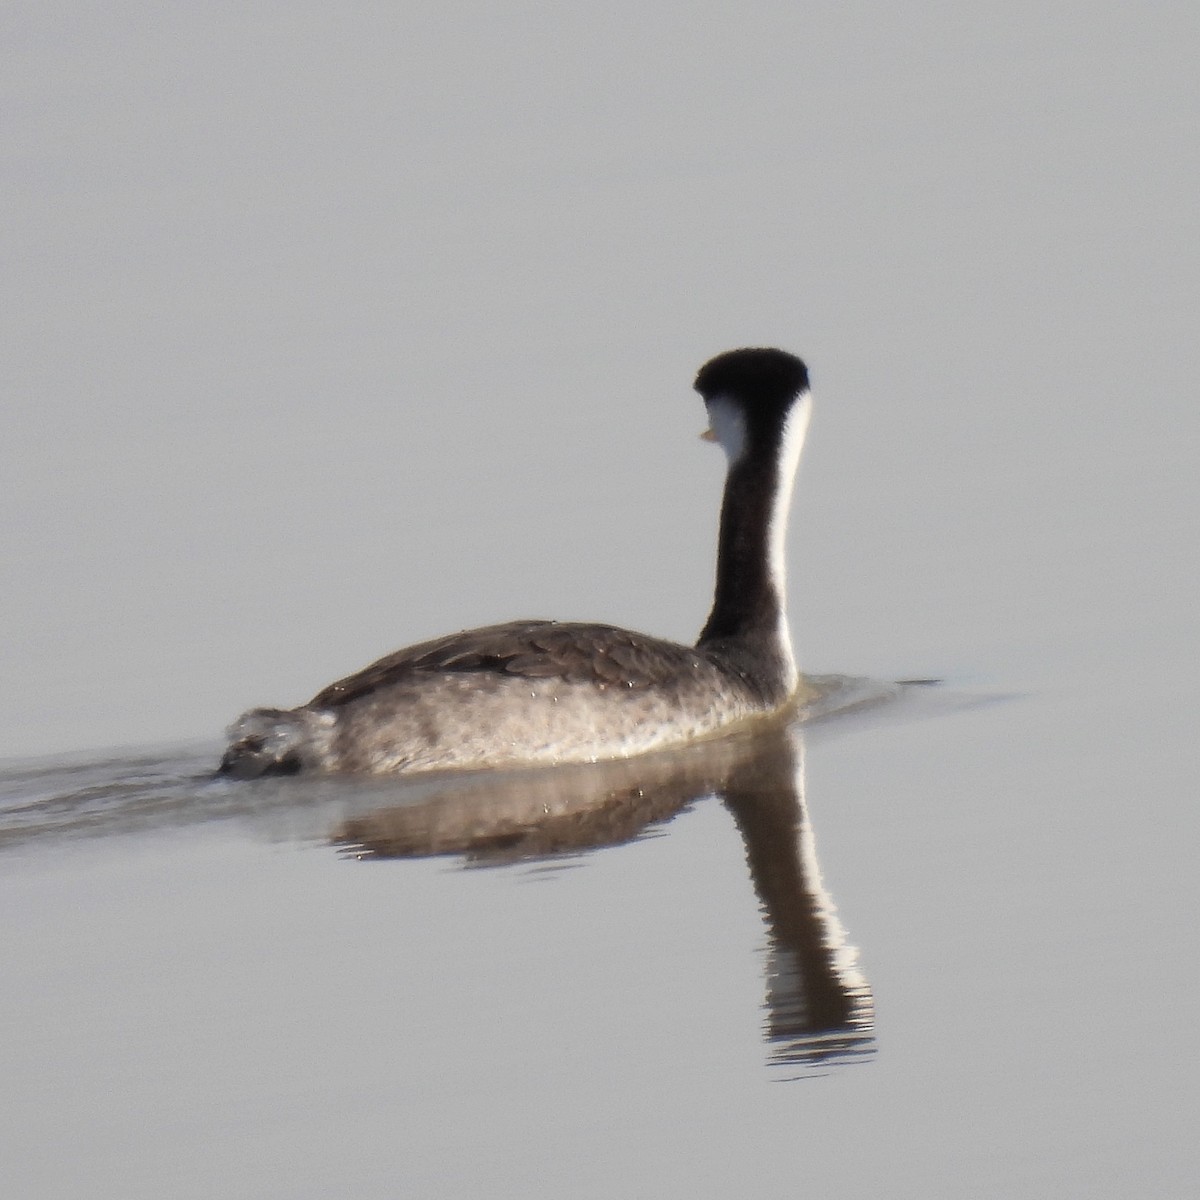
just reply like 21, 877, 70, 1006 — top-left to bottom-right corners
719, 730, 874, 1070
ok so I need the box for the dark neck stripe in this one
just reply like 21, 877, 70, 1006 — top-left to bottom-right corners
697, 422, 787, 644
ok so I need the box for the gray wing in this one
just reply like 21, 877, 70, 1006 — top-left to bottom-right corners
308, 619, 705, 709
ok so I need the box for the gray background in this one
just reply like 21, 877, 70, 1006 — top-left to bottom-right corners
8, 1, 1194, 758
3, 3, 1198, 1197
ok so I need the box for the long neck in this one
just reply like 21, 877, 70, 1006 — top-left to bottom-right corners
697, 398, 809, 681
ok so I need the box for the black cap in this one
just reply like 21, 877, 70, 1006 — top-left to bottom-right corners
694, 348, 809, 404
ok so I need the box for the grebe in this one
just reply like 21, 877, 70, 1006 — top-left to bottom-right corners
219, 347, 812, 777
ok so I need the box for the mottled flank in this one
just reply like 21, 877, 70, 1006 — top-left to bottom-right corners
221, 619, 813, 776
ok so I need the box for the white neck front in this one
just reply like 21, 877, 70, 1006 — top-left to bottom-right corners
768, 395, 811, 690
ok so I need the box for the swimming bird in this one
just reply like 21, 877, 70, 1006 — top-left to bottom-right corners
219, 347, 813, 777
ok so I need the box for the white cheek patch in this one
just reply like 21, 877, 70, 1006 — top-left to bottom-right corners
705, 397, 748, 464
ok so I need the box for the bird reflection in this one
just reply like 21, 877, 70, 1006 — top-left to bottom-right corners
0, 691, 881, 1071
720, 733, 874, 1069
334, 718, 875, 1071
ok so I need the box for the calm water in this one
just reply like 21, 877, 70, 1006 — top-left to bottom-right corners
5, 2, 1199, 1196
3, 673, 1195, 1198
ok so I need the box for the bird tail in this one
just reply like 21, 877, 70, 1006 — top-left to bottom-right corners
218, 707, 333, 778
